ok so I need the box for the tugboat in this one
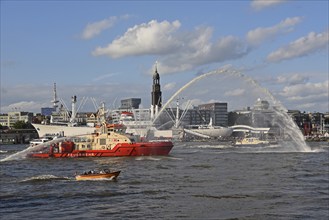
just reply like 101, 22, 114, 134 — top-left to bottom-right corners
29, 123, 173, 158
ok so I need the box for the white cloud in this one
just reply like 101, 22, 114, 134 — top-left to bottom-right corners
93, 20, 248, 74
0, 83, 152, 114
276, 73, 309, 85
280, 80, 328, 99
247, 17, 302, 46
81, 15, 130, 40
224, 88, 245, 97
92, 73, 118, 82
251, 0, 287, 11
156, 30, 247, 74
163, 82, 176, 91
295, 103, 317, 110
253, 74, 327, 112
267, 30, 329, 62
284, 91, 328, 112
1, 101, 46, 113
189, 99, 205, 107
81, 17, 117, 40
92, 20, 182, 57
0, 84, 59, 113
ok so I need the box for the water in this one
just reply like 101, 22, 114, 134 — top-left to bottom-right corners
154, 66, 311, 152
1, 142, 328, 219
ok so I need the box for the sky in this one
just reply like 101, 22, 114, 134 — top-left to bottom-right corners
1, 0, 328, 114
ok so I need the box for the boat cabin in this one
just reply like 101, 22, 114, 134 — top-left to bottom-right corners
73, 123, 138, 151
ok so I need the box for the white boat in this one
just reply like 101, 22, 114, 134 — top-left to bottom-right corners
117, 110, 153, 137
234, 137, 269, 146
184, 126, 233, 138
29, 133, 62, 147
32, 86, 105, 138
29, 138, 51, 147
183, 118, 233, 139
32, 123, 96, 138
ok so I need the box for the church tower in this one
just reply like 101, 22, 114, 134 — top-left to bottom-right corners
151, 62, 162, 117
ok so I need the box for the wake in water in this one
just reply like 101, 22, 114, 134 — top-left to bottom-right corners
135, 156, 162, 161
1, 133, 97, 162
182, 141, 324, 153
0, 137, 73, 162
20, 174, 72, 183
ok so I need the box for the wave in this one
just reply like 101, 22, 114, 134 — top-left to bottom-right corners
167, 156, 183, 160
192, 144, 232, 149
134, 156, 162, 161
0, 150, 8, 153
188, 142, 328, 154
193, 194, 252, 200
176, 140, 328, 153
308, 148, 327, 153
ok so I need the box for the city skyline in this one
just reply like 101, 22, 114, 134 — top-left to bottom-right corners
1, 1, 328, 113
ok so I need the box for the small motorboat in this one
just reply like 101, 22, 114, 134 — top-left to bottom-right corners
29, 134, 64, 148
75, 170, 121, 181
234, 137, 270, 146
29, 138, 51, 147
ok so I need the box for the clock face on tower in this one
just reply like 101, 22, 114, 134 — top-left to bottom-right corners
155, 85, 160, 91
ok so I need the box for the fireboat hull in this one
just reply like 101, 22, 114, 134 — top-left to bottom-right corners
30, 141, 174, 158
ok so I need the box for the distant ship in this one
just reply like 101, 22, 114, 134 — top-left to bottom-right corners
183, 118, 233, 139
32, 123, 96, 138
32, 83, 107, 138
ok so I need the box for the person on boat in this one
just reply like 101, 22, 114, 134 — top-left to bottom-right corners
50, 144, 54, 154
103, 169, 111, 173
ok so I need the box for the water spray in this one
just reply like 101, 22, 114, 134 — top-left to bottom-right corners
155, 65, 310, 152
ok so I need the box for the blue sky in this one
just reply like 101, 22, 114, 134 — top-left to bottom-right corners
1, 0, 328, 113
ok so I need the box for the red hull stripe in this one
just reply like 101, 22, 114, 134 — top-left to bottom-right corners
31, 142, 173, 158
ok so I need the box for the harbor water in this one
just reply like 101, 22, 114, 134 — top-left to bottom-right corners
1, 142, 328, 219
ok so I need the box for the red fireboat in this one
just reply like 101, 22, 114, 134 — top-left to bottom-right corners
30, 124, 173, 158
